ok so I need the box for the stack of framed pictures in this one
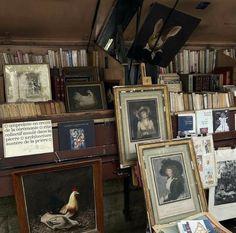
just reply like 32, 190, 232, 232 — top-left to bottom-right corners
136, 139, 231, 233
114, 85, 172, 167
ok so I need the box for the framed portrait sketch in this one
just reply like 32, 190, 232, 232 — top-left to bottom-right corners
4, 64, 52, 102
136, 139, 207, 230
209, 148, 236, 221
65, 82, 107, 112
12, 159, 104, 233
114, 85, 172, 167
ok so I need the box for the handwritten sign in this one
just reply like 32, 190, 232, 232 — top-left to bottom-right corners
3, 120, 54, 157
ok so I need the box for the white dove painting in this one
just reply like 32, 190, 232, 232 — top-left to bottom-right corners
13, 160, 104, 233
65, 82, 107, 112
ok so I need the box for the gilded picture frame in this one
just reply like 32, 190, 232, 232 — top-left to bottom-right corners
12, 159, 104, 233
4, 64, 52, 103
114, 85, 172, 167
136, 139, 207, 230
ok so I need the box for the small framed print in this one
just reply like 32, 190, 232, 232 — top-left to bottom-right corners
12, 159, 104, 233
62, 66, 99, 83
4, 64, 52, 103
136, 139, 207, 229
114, 85, 172, 167
65, 82, 107, 112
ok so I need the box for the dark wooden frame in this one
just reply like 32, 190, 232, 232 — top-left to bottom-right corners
12, 159, 104, 233
65, 82, 107, 112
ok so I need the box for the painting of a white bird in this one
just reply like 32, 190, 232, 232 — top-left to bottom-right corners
59, 190, 79, 218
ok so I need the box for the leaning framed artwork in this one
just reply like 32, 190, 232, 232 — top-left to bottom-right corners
136, 139, 207, 230
209, 148, 236, 221
4, 64, 52, 102
12, 159, 104, 233
65, 82, 107, 112
114, 85, 172, 167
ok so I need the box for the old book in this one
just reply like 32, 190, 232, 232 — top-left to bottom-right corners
177, 112, 196, 136
58, 120, 95, 151
50, 68, 61, 101
196, 109, 213, 134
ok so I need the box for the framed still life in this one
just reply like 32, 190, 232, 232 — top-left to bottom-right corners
65, 82, 107, 112
136, 139, 208, 232
58, 120, 96, 151
4, 64, 52, 103
114, 85, 172, 167
12, 159, 104, 233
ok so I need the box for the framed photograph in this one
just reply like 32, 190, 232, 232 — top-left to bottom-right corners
12, 159, 104, 233
58, 120, 96, 151
114, 85, 172, 167
136, 139, 207, 229
209, 148, 236, 221
63, 66, 99, 83
65, 82, 107, 112
4, 64, 52, 103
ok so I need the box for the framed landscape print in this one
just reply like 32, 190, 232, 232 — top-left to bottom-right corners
136, 139, 207, 229
4, 64, 52, 102
65, 82, 107, 112
12, 159, 104, 233
114, 85, 172, 167
209, 148, 236, 221
58, 120, 96, 151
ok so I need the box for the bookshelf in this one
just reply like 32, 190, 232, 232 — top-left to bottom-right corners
0, 109, 125, 197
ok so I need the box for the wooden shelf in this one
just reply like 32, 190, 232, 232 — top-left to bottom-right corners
0, 109, 123, 197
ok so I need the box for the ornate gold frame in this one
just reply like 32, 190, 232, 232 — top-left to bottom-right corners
114, 84, 172, 167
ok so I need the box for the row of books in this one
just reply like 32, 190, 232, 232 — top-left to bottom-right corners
0, 49, 99, 69
169, 91, 235, 112
177, 108, 232, 136
180, 73, 224, 92
0, 101, 66, 120
159, 49, 216, 74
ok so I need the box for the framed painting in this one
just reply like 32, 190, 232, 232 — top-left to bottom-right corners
65, 82, 107, 112
62, 66, 99, 83
12, 159, 104, 233
4, 64, 52, 103
114, 85, 172, 167
209, 148, 236, 221
136, 139, 207, 230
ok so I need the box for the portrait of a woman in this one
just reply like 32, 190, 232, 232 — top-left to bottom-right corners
136, 106, 157, 139
159, 158, 188, 203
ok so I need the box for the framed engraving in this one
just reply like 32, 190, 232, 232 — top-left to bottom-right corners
114, 85, 172, 167
136, 139, 207, 229
209, 148, 236, 221
12, 159, 104, 233
65, 82, 107, 112
4, 64, 52, 102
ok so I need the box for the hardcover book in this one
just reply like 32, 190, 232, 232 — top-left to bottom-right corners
178, 113, 196, 137
195, 109, 213, 134
58, 120, 95, 151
